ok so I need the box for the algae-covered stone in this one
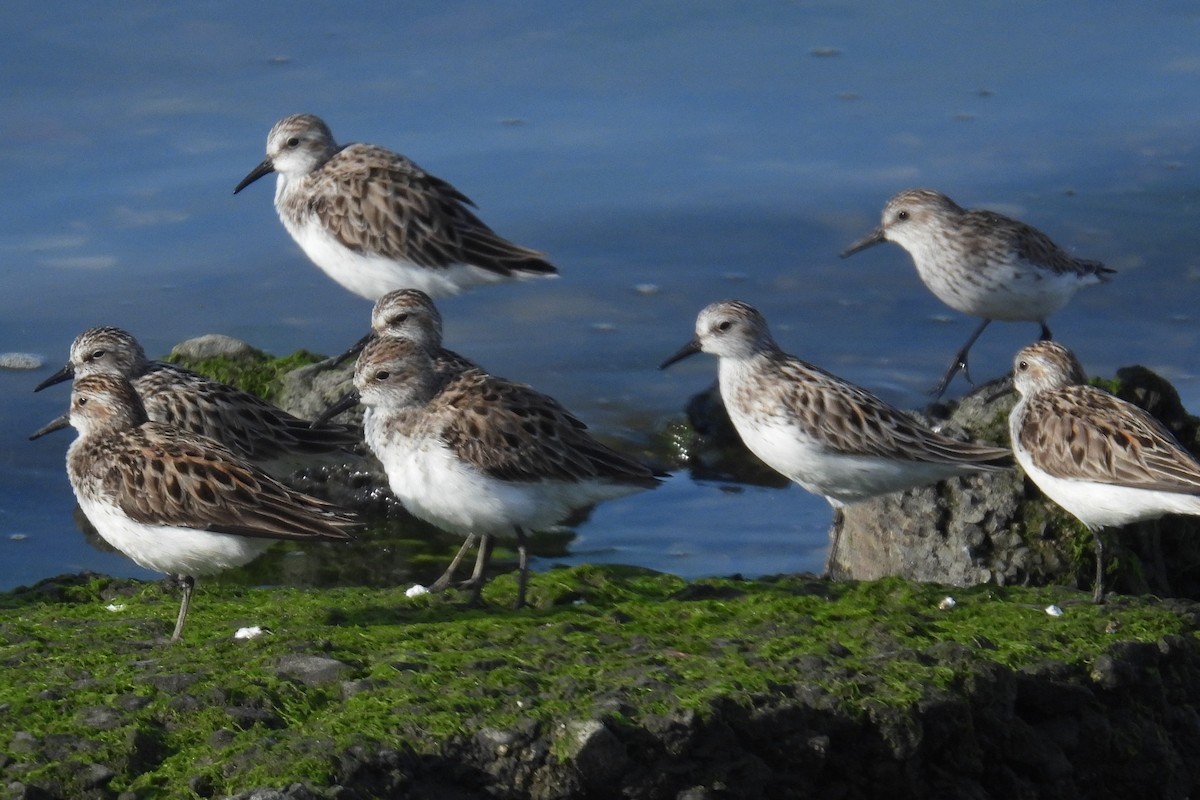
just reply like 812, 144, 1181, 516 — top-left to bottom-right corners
1, 568, 1200, 798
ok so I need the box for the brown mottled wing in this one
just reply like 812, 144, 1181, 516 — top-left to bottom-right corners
139, 365, 359, 461
102, 425, 358, 540
759, 354, 1012, 466
306, 144, 556, 276
435, 371, 661, 487
1019, 386, 1200, 493
970, 210, 1112, 280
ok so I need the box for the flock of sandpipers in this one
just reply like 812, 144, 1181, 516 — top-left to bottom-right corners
27, 113, 1200, 642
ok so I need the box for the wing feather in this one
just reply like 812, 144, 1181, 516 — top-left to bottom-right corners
434, 371, 660, 487
306, 145, 555, 275
97, 426, 358, 541
1019, 386, 1200, 493
760, 355, 1011, 466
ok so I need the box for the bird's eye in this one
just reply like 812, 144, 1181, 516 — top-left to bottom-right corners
897, 210, 910, 221
375, 370, 391, 381
1017, 360, 1029, 372
89, 349, 105, 361
286, 137, 300, 148
77, 397, 88, 407
389, 313, 409, 326
717, 320, 733, 332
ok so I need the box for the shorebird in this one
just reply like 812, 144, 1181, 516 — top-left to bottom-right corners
234, 113, 557, 301
320, 335, 662, 607
34, 326, 359, 478
330, 289, 484, 591
661, 300, 1012, 571
32, 374, 358, 641
1008, 340, 1200, 603
841, 188, 1113, 397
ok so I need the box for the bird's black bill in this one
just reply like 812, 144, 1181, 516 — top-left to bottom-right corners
331, 332, 373, 368
311, 390, 360, 428
233, 158, 275, 194
33, 364, 74, 393
659, 339, 702, 370
839, 227, 886, 259
29, 413, 70, 441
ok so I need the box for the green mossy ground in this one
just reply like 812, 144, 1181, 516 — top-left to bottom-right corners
0, 566, 1195, 798
165, 349, 326, 403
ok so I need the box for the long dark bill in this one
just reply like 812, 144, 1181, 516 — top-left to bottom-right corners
331, 332, 373, 368
311, 390, 361, 428
29, 413, 70, 441
839, 227, 886, 259
33, 364, 75, 393
659, 339, 702, 370
233, 158, 275, 195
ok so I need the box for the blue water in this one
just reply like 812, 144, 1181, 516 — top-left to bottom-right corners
2, 1, 1198, 590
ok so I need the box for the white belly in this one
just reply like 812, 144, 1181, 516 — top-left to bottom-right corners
278, 205, 510, 301
1013, 446, 1200, 529
76, 495, 271, 577
720, 367, 975, 504
369, 423, 640, 533
911, 244, 1097, 321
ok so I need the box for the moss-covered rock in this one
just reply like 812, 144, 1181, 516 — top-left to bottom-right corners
1, 567, 1199, 799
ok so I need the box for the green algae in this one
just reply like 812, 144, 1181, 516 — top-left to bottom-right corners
0, 566, 1195, 798
164, 348, 325, 402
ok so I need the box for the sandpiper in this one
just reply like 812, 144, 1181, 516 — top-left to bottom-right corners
1008, 340, 1200, 603
234, 113, 558, 300
842, 189, 1113, 397
31, 374, 358, 641
34, 326, 359, 478
661, 300, 1012, 570
320, 335, 662, 607
329, 289, 484, 591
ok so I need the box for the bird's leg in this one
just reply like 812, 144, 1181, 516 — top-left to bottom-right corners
1091, 529, 1106, 604
822, 506, 846, 579
460, 534, 494, 607
428, 533, 477, 592
931, 319, 992, 398
513, 527, 531, 609
171, 575, 195, 643
1038, 322, 1052, 341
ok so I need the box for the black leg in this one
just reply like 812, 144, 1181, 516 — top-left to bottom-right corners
931, 319, 992, 398
1039, 322, 1052, 341
171, 574, 195, 643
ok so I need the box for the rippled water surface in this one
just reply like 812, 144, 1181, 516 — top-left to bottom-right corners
2, 1, 1199, 590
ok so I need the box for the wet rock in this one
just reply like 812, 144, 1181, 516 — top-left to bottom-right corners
275, 654, 352, 686
0, 353, 44, 371
170, 334, 260, 362
76, 763, 115, 790
274, 358, 358, 424
558, 720, 629, 792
